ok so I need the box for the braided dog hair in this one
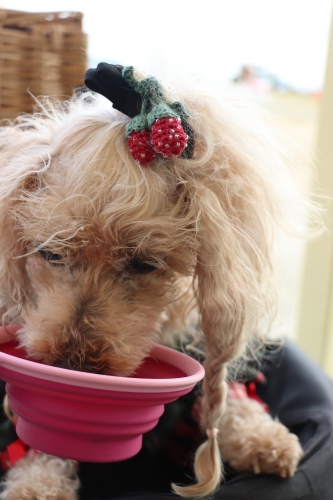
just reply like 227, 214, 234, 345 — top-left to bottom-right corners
0, 64, 320, 498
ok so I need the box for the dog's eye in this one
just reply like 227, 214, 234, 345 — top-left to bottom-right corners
130, 259, 158, 274
38, 249, 64, 263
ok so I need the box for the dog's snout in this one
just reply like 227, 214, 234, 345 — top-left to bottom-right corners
53, 358, 74, 370
53, 358, 103, 374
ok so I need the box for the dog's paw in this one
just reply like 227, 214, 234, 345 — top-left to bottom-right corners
0, 452, 79, 500
219, 398, 303, 478
230, 424, 303, 478
227, 418, 304, 477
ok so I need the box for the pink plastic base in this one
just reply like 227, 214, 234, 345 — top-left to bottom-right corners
16, 421, 145, 462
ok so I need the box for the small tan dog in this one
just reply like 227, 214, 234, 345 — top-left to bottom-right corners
0, 64, 306, 499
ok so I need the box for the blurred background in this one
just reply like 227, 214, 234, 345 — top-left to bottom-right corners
0, 0, 333, 373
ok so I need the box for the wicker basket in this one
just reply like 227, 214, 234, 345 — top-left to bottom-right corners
0, 9, 88, 120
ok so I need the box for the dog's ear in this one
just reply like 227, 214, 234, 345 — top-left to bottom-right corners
174, 176, 273, 496
0, 125, 50, 323
173, 103, 277, 496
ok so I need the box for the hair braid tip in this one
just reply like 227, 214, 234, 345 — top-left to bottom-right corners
171, 433, 223, 498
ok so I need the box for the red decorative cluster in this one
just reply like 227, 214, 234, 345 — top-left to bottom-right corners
151, 117, 187, 158
128, 129, 156, 166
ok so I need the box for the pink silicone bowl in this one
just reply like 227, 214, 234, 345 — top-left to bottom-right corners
0, 326, 204, 462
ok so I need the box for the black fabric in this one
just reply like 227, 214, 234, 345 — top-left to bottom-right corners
78, 340, 333, 500
84, 63, 143, 118
78, 389, 202, 500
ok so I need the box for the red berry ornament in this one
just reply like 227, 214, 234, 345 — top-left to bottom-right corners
128, 129, 156, 166
151, 117, 187, 158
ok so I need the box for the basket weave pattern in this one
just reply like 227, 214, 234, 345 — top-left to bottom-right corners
0, 9, 88, 120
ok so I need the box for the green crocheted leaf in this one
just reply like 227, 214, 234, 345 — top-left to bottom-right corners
122, 66, 163, 104
123, 66, 191, 140
139, 77, 163, 104
169, 101, 189, 120
147, 103, 179, 128
122, 66, 139, 92
125, 114, 148, 137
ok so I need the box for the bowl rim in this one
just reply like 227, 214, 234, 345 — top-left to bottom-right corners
0, 325, 205, 393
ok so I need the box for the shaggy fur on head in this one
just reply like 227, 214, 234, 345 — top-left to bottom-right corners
0, 83, 313, 498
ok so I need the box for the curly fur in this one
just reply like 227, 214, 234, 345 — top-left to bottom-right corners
218, 398, 303, 478
0, 452, 79, 500
0, 82, 317, 498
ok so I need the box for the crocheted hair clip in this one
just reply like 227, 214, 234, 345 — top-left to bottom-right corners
84, 63, 194, 166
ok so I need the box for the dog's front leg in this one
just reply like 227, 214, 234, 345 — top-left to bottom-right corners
0, 452, 79, 500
